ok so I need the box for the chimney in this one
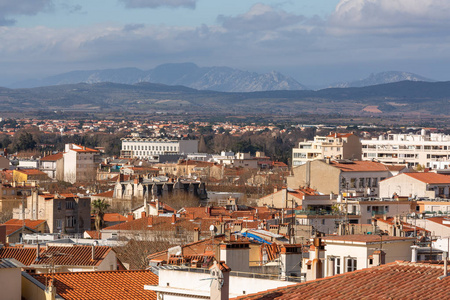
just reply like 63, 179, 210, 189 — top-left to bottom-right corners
171, 214, 176, 224
148, 216, 153, 227
91, 241, 98, 261
312, 234, 323, 280
36, 244, 40, 260
141, 211, 147, 219
210, 261, 230, 300
373, 250, 386, 266
439, 251, 448, 280
45, 279, 56, 300
127, 213, 134, 222
411, 245, 418, 263
194, 227, 200, 242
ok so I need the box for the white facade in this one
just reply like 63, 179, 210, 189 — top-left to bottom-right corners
63, 144, 100, 184
121, 138, 198, 159
302, 235, 414, 281
292, 133, 362, 167
148, 268, 296, 300
362, 131, 450, 168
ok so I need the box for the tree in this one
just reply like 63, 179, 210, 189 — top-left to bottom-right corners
92, 199, 111, 232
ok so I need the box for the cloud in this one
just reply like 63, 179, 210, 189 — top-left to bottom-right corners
0, 0, 53, 25
218, 3, 305, 31
330, 0, 450, 34
119, 0, 197, 9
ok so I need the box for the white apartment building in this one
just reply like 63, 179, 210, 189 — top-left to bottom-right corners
120, 138, 198, 159
63, 144, 100, 184
361, 130, 450, 168
292, 133, 362, 166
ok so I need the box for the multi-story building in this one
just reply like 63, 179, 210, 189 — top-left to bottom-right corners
63, 144, 101, 184
361, 130, 450, 168
13, 190, 91, 234
39, 152, 64, 180
292, 133, 361, 166
120, 138, 198, 159
287, 160, 398, 197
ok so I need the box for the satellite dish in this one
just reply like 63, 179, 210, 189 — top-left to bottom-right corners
209, 225, 215, 232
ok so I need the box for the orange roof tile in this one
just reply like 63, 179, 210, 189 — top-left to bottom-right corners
3, 219, 46, 230
0, 247, 39, 265
331, 161, 389, 172
404, 172, 450, 184
104, 213, 128, 222
40, 152, 63, 161
15, 169, 47, 176
70, 145, 99, 153
93, 190, 114, 198
233, 261, 450, 300
33, 245, 112, 267
322, 234, 415, 244
32, 270, 157, 300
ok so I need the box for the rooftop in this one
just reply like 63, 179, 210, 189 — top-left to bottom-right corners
32, 245, 112, 267
331, 161, 389, 172
32, 270, 158, 300
233, 261, 450, 299
404, 172, 450, 184
321, 234, 415, 244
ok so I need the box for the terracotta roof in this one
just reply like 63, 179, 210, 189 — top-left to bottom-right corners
32, 270, 157, 300
93, 190, 114, 198
375, 217, 429, 233
15, 169, 47, 176
69, 145, 99, 153
384, 164, 407, 172
404, 172, 450, 184
84, 230, 102, 239
3, 219, 46, 230
0, 247, 39, 265
426, 217, 450, 228
104, 213, 128, 222
40, 152, 63, 161
321, 234, 415, 244
32, 245, 112, 267
1, 224, 36, 236
103, 215, 221, 233
331, 161, 389, 172
326, 132, 353, 138
233, 261, 450, 299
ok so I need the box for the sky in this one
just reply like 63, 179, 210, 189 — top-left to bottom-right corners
1, 0, 450, 87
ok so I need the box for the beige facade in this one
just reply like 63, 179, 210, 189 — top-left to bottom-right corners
0, 263, 22, 300
292, 133, 362, 167
12, 191, 91, 234
287, 160, 392, 197
379, 173, 450, 199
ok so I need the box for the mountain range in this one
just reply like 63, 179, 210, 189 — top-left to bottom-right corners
331, 71, 434, 88
10, 63, 434, 92
10, 63, 306, 93
1, 80, 449, 116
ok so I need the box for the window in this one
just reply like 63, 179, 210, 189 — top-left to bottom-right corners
350, 178, 356, 188
335, 258, 341, 274
347, 258, 357, 272
372, 178, 378, 187
56, 219, 63, 229
57, 201, 61, 210
66, 201, 75, 209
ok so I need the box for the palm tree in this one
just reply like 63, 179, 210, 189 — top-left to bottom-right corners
92, 199, 110, 232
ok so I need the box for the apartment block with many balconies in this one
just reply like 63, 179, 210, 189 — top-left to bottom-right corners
361, 129, 450, 168
292, 133, 361, 167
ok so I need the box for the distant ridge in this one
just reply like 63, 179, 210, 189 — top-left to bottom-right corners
10, 63, 307, 93
331, 71, 434, 88
0, 80, 449, 116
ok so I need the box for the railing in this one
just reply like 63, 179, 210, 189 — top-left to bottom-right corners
151, 265, 303, 282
